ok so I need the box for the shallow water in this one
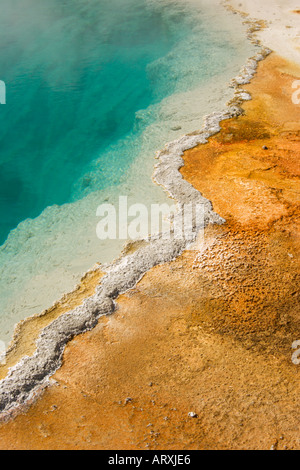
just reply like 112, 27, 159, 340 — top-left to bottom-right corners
0, 0, 256, 343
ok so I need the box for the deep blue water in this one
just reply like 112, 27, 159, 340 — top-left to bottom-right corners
0, 0, 191, 244
0, 0, 253, 248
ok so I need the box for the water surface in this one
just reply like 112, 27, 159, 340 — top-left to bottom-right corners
0, 0, 256, 343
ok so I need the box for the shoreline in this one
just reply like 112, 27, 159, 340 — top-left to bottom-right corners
224, 0, 300, 65
0, 4, 271, 419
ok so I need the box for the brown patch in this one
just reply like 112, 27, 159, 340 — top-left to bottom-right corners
181, 54, 300, 229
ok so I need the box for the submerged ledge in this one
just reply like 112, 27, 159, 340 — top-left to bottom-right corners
0, 12, 272, 419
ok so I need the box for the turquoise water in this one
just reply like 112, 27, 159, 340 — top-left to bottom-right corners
0, 0, 256, 343
0, 0, 188, 244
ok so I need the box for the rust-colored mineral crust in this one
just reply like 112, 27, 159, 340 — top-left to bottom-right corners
0, 55, 299, 450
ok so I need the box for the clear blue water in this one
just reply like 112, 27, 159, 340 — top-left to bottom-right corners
0, 0, 253, 246
0, 0, 256, 343
0, 0, 189, 244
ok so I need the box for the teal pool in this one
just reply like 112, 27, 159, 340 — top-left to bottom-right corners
0, 0, 255, 343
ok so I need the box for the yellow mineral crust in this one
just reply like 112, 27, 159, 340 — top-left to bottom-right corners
0, 54, 299, 450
